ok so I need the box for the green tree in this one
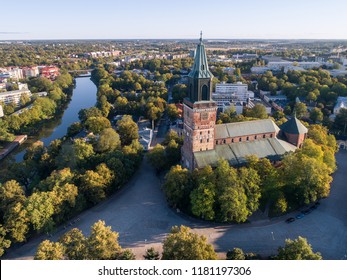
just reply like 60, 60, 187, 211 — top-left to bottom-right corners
294, 102, 307, 119
3, 202, 29, 242
81, 164, 114, 204
282, 153, 332, 205
36, 168, 74, 192
25, 192, 55, 233
276, 236, 322, 260
87, 220, 122, 260
67, 122, 83, 137
165, 139, 181, 166
190, 182, 216, 220
226, 248, 245, 260
162, 225, 217, 260
78, 107, 103, 122
215, 160, 249, 223
84, 116, 111, 134
172, 84, 187, 103
0, 180, 26, 214
334, 108, 347, 135
34, 240, 65, 260
163, 165, 190, 209
310, 108, 323, 123
147, 144, 166, 171
244, 104, 268, 119
56, 140, 94, 169
59, 228, 87, 260
117, 249, 136, 260
239, 167, 261, 213
0, 224, 11, 257
167, 104, 179, 122
144, 247, 160, 260
95, 128, 121, 153
20, 92, 31, 106
117, 115, 138, 146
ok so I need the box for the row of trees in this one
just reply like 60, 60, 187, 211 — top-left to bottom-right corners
162, 124, 337, 222
33, 222, 322, 260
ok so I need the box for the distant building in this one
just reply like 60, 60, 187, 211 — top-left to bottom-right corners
137, 119, 153, 151
222, 101, 243, 114
334, 97, 347, 115
246, 99, 272, 115
0, 104, 4, 117
213, 82, 254, 109
39, 66, 59, 80
23, 66, 39, 78
222, 67, 235, 75
7, 67, 24, 80
17, 83, 28, 90
0, 89, 32, 106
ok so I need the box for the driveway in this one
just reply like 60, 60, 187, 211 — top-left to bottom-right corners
5, 150, 347, 260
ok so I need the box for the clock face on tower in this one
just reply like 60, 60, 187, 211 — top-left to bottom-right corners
201, 112, 209, 120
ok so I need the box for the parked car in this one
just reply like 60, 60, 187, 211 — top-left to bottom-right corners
286, 217, 295, 223
296, 213, 305, 219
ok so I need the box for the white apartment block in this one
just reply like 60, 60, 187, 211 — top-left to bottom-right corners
8, 68, 24, 80
0, 89, 32, 106
267, 61, 321, 71
215, 82, 254, 101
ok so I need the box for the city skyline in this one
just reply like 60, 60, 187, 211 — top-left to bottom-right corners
1, 0, 347, 40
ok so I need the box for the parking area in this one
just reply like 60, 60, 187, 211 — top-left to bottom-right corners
5, 150, 347, 260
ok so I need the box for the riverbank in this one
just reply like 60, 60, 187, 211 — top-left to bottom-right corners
0, 135, 27, 161
0, 76, 97, 170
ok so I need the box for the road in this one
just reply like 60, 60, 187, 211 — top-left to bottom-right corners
5, 150, 347, 260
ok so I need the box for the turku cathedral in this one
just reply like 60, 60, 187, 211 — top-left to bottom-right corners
181, 34, 308, 170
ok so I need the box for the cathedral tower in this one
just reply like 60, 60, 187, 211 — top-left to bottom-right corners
182, 33, 217, 170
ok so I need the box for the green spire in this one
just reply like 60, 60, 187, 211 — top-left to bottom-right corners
188, 32, 213, 79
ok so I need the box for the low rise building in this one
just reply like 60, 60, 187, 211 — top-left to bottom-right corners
39, 66, 59, 80
334, 96, 347, 115
0, 89, 32, 106
23, 66, 39, 78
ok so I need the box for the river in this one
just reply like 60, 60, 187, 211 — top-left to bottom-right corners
0, 76, 97, 166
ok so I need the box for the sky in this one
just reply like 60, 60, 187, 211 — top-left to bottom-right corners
1, 0, 347, 40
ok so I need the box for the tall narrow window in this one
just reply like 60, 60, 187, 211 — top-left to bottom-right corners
202, 85, 208, 101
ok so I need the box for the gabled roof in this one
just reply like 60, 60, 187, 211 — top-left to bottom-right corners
188, 34, 213, 79
194, 138, 297, 168
280, 116, 308, 134
215, 119, 280, 139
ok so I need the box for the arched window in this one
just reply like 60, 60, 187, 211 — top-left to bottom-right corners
202, 85, 208, 100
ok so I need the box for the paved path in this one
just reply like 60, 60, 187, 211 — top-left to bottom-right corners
5, 150, 347, 260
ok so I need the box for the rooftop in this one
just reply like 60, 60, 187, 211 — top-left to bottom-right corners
215, 119, 280, 139
194, 137, 297, 168
280, 116, 308, 134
